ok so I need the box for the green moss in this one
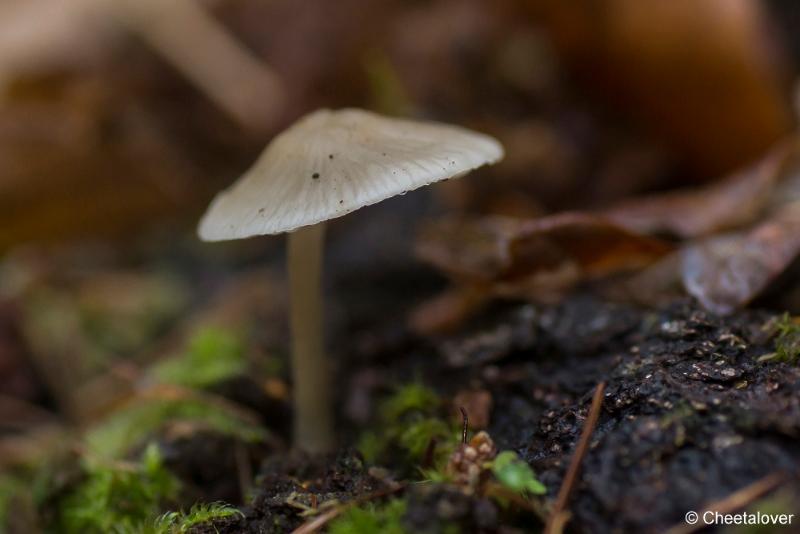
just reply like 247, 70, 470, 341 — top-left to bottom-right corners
380, 383, 440, 421
397, 418, 452, 461
43, 447, 241, 534
490, 451, 546, 496
86, 395, 267, 460
154, 502, 243, 533
773, 313, 800, 363
357, 431, 384, 465
328, 499, 407, 534
357, 383, 458, 469
152, 327, 247, 388
56, 444, 179, 534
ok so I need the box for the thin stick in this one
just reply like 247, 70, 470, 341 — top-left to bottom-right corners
110, 0, 284, 131
291, 507, 341, 534
291, 485, 404, 534
544, 381, 606, 534
288, 223, 334, 453
664, 472, 787, 534
460, 407, 469, 444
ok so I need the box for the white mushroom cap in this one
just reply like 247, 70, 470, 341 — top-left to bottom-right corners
198, 108, 503, 240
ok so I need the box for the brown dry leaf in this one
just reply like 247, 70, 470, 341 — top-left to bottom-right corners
416, 213, 673, 297
603, 140, 800, 239
682, 202, 800, 314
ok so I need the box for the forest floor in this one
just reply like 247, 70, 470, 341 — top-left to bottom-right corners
180, 293, 800, 533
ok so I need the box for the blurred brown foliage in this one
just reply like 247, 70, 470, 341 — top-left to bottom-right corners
530, 0, 793, 176
0, 0, 795, 250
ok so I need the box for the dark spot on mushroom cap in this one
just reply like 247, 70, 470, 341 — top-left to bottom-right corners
328, 154, 334, 159
312, 172, 320, 179
382, 152, 386, 156
258, 208, 265, 214
339, 200, 344, 204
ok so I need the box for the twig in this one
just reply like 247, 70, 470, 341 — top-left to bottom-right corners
663, 472, 788, 534
290, 506, 342, 534
544, 381, 606, 534
460, 406, 469, 444
290, 484, 404, 534
108, 0, 285, 131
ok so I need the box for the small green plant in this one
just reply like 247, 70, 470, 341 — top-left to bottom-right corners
153, 327, 247, 388
773, 313, 800, 363
57, 444, 179, 534
491, 451, 546, 496
328, 499, 407, 534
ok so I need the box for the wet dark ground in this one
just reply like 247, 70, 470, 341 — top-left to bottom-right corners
184, 291, 800, 533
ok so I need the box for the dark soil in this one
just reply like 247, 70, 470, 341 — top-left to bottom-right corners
184, 295, 800, 533
191, 450, 390, 533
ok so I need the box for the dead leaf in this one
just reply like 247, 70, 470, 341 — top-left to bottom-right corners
604, 140, 800, 238
682, 202, 800, 314
416, 213, 673, 298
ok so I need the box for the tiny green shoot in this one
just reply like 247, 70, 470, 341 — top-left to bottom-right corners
491, 451, 546, 496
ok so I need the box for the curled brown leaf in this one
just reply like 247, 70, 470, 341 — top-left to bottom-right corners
416, 213, 673, 298
682, 202, 800, 314
603, 139, 800, 239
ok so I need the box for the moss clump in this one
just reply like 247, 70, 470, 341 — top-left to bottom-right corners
397, 418, 452, 461
86, 394, 267, 460
328, 498, 407, 534
773, 313, 800, 363
358, 383, 459, 470
152, 327, 247, 388
154, 502, 243, 533
55, 444, 179, 534
40, 447, 243, 534
379, 383, 441, 422
490, 451, 546, 496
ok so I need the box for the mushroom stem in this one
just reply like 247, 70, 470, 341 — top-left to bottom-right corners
287, 222, 334, 453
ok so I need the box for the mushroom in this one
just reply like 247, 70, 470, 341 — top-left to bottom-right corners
198, 108, 503, 453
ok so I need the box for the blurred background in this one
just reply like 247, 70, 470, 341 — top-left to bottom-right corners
3, 0, 797, 249
3, 0, 800, 529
